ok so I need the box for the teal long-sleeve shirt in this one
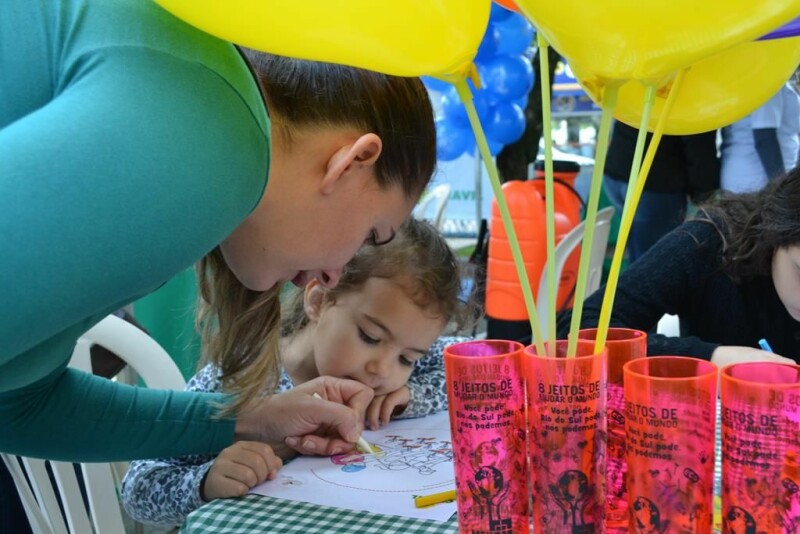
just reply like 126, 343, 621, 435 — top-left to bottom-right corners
0, 0, 270, 461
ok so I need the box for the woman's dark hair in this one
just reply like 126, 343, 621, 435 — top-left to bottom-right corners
700, 166, 800, 280
240, 49, 436, 200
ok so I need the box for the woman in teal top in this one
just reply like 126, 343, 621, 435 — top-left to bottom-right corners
0, 0, 436, 462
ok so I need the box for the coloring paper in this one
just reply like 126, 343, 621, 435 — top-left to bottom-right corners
249, 411, 456, 521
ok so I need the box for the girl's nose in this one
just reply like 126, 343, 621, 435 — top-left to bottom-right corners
366, 355, 392, 379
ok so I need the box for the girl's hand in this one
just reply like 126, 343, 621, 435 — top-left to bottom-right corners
710, 345, 795, 368
365, 387, 410, 430
201, 441, 282, 501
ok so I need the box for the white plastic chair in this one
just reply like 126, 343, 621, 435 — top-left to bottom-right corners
2, 314, 186, 534
536, 207, 615, 333
413, 183, 451, 230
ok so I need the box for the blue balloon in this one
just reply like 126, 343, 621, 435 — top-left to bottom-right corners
495, 12, 535, 56
485, 102, 526, 144
421, 76, 451, 94
462, 128, 477, 157
442, 84, 491, 128
513, 94, 529, 109
489, 2, 514, 22
479, 54, 534, 103
488, 139, 505, 156
475, 23, 501, 62
435, 117, 470, 161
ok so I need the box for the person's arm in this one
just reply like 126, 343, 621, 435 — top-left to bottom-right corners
120, 366, 222, 526
121, 456, 215, 527
0, 42, 268, 460
751, 88, 786, 180
396, 336, 471, 420
682, 131, 720, 203
753, 128, 785, 180
0, 364, 235, 462
556, 221, 722, 359
709, 345, 794, 368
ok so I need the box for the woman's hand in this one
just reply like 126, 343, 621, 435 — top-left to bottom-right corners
710, 345, 795, 368
201, 441, 282, 501
365, 387, 410, 430
234, 376, 374, 457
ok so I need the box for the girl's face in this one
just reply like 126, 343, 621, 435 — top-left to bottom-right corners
308, 277, 446, 396
772, 245, 800, 321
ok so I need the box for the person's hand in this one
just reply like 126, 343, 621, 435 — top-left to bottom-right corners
201, 441, 282, 502
235, 376, 374, 457
710, 345, 795, 368
365, 387, 410, 430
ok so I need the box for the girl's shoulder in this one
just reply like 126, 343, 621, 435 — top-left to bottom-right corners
185, 364, 223, 393
187, 364, 296, 393
666, 218, 726, 258
426, 336, 472, 357
277, 367, 295, 392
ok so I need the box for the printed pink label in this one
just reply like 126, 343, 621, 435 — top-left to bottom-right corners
445, 340, 528, 534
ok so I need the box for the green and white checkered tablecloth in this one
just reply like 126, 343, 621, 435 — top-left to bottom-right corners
181, 494, 458, 533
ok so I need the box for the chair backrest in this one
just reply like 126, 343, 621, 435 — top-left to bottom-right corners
1, 314, 186, 534
412, 183, 451, 230
535, 206, 615, 334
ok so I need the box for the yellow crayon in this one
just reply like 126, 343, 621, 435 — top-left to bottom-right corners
356, 435, 375, 455
414, 489, 456, 508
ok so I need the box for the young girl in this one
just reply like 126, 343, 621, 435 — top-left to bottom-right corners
121, 218, 474, 526
1, 0, 436, 463
559, 167, 800, 368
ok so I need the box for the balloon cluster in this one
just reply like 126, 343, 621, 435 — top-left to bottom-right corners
512, 0, 800, 134
427, 4, 535, 161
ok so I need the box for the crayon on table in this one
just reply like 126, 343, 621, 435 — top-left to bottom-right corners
414, 489, 456, 508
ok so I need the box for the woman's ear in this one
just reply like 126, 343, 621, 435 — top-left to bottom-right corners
320, 133, 383, 195
303, 279, 327, 321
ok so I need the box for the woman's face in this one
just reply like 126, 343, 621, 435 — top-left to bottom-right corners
772, 245, 800, 321
309, 277, 445, 396
221, 130, 417, 291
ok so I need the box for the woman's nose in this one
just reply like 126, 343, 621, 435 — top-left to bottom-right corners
318, 269, 342, 289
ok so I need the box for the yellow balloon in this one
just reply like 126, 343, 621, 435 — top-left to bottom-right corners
515, 0, 800, 83
572, 37, 800, 135
153, 0, 490, 78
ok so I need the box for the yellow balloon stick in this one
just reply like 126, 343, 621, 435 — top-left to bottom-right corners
537, 34, 557, 353
565, 83, 619, 358
454, 78, 547, 358
595, 70, 687, 352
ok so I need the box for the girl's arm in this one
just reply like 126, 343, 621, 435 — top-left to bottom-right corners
396, 336, 471, 419
557, 221, 722, 359
120, 365, 221, 526
120, 455, 215, 527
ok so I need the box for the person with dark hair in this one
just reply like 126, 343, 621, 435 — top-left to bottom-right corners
603, 121, 720, 263
0, 0, 436, 463
120, 218, 472, 526
558, 167, 800, 367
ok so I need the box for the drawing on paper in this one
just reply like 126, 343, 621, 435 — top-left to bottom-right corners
249, 412, 456, 522
312, 428, 454, 492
